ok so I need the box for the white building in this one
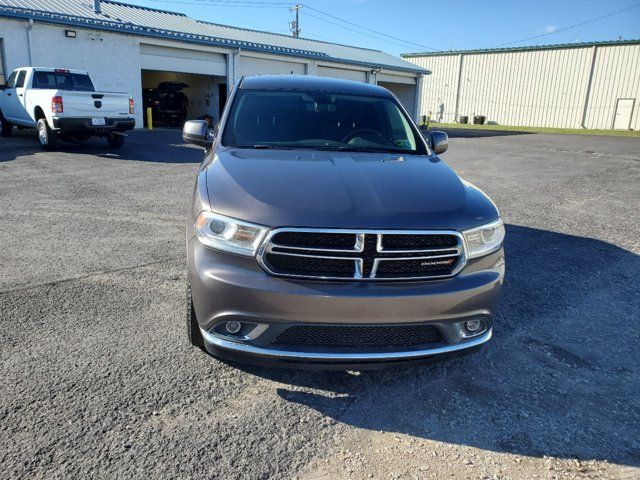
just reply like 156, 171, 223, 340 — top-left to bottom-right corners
403, 41, 640, 131
0, 0, 426, 127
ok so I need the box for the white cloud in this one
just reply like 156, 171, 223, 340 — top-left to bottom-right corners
545, 25, 558, 33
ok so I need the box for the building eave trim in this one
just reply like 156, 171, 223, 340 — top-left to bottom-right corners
401, 39, 640, 58
0, 5, 427, 75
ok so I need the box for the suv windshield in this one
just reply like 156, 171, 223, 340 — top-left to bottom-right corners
222, 89, 427, 154
32, 71, 95, 92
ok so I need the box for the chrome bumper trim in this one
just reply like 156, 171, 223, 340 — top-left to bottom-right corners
200, 328, 492, 362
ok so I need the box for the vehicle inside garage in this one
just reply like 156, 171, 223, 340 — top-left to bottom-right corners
141, 70, 226, 128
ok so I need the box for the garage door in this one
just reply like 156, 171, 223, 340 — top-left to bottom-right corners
378, 81, 417, 120
238, 57, 305, 76
318, 66, 367, 82
378, 72, 416, 85
140, 44, 226, 76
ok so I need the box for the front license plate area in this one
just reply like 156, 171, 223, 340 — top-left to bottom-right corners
91, 118, 106, 126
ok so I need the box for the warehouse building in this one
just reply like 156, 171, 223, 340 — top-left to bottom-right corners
403, 40, 640, 130
0, 0, 426, 127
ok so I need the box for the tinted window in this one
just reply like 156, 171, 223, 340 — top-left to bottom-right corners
15, 70, 26, 88
32, 71, 95, 91
222, 89, 426, 154
5, 70, 16, 88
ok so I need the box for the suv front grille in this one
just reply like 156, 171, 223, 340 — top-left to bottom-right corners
272, 324, 444, 348
257, 229, 464, 281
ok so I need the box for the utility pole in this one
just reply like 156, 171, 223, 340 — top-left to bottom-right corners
290, 3, 302, 37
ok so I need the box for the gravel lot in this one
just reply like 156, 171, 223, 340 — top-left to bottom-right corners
1, 128, 639, 479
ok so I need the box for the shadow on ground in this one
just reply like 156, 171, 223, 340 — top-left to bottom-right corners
424, 127, 534, 138
0, 128, 204, 164
238, 224, 640, 466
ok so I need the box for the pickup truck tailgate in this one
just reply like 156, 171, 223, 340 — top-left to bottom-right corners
57, 91, 130, 117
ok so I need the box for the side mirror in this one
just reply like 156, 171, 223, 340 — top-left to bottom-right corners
427, 130, 448, 155
182, 120, 213, 148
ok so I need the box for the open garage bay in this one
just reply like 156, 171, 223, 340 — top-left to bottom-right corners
0, 129, 639, 479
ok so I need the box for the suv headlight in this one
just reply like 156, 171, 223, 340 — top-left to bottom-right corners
194, 211, 269, 256
462, 219, 505, 259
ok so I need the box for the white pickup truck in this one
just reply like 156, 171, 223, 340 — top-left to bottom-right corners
0, 67, 135, 149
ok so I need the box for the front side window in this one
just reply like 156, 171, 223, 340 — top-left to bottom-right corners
15, 70, 26, 88
222, 89, 426, 154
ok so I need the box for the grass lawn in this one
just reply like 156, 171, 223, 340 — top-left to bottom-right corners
426, 122, 640, 137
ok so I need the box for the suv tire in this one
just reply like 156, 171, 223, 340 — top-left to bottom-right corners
36, 118, 58, 150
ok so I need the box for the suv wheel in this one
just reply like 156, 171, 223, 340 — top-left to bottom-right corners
0, 111, 12, 137
187, 283, 205, 350
36, 118, 58, 150
106, 133, 125, 149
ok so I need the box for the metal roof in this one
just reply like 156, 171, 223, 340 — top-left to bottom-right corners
401, 39, 640, 58
0, 0, 426, 75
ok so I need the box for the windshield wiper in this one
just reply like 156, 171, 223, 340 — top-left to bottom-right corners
233, 144, 297, 150
333, 146, 405, 154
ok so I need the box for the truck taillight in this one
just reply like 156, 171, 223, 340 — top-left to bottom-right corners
129, 98, 134, 115
51, 96, 63, 113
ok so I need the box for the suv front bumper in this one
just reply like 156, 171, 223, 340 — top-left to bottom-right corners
188, 239, 504, 369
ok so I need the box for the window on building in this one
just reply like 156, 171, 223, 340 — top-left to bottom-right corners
0, 39, 5, 85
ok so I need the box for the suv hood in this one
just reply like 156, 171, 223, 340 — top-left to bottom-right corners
205, 148, 498, 230
156, 81, 189, 92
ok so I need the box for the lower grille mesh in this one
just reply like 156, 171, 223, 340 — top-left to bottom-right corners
264, 254, 355, 277
272, 324, 444, 348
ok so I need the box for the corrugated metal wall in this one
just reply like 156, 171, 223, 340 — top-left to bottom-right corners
407, 43, 640, 130
584, 44, 640, 130
412, 54, 460, 123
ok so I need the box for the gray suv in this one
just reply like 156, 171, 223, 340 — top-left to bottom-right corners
183, 75, 504, 369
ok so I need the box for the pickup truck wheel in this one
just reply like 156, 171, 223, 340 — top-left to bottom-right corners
187, 283, 205, 350
36, 118, 58, 150
0, 112, 12, 137
106, 133, 125, 149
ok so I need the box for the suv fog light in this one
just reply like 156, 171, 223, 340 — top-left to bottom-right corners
456, 318, 488, 338
225, 321, 242, 334
465, 319, 482, 332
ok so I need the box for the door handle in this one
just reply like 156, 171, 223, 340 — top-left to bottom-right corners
6, 93, 11, 96
18, 93, 23, 97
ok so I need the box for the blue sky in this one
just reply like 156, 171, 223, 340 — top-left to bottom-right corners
126, 0, 640, 55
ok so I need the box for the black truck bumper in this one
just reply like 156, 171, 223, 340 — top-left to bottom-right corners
52, 117, 135, 132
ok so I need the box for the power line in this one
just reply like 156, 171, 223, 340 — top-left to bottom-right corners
304, 11, 433, 51
303, 4, 438, 51
493, 1, 640, 47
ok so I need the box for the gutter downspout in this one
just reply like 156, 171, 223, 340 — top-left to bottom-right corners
414, 74, 424, 123
226, 48, 240, 97
453, 53, 464, 123
366, 67, 380, 85
580, 45, 598, 129
26, 19, 34, 66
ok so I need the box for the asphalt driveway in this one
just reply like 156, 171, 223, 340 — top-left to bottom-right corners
1, 128, 639, 479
